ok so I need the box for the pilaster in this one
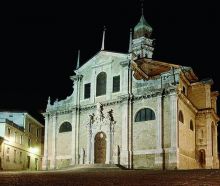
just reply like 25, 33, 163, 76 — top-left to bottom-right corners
42, 114, 49, 170
166, 92, 178, 169
51, 113, 57, 169
155, 94, 163, 167
106, 64, 112, 100
71, 110, 76, 165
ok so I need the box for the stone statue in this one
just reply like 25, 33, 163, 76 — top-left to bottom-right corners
47, 96, 51, 106
89, 113, 95, 124
80, 148, 85, 164
96, 103, 104, 122
106, 109, 113, 121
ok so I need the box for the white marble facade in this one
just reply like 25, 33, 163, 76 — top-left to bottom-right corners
43, 14, 219, 170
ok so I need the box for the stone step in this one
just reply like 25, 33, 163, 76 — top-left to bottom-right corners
60, 164, 124, 170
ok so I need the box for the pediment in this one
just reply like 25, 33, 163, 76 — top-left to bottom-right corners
76, 51, 127, 73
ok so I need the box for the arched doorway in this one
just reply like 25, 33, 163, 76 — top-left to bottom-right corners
94, 132, 106, 164
199, 149, 206, 168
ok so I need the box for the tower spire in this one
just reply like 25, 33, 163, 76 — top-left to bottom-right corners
141, 0, 144, 16
129, 28, 133, 53
76, 50, 80, 70
101, 26, 106, 51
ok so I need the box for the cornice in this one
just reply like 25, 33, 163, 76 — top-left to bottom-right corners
197, 108, 219, 122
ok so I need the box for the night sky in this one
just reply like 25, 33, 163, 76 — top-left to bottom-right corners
2, 1, 220, 146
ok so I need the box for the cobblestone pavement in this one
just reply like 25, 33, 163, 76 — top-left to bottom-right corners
0, 169, 220, 186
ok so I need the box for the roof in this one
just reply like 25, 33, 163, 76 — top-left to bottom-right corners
72, 50, 128, 75
132, 58, 180, 80
0, 118, 24, 132
0, 111, 44, 127
134, 15, 153, 33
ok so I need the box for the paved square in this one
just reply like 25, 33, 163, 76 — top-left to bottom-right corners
0, 169, 220, 186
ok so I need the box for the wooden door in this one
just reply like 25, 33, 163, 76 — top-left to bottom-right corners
94, 132, 106, 164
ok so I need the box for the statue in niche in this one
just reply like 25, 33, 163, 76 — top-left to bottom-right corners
80, 148, 85, 164
89, 113, 95, 124
106, 109, 113, 122
47, 96, 51, 106
96, 103, 104, 122
113, 145, 120, 165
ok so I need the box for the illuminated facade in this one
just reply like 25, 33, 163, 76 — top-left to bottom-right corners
43, 12, 219, 170
0, 112, 44, 170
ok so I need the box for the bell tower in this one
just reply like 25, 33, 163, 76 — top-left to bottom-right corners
132, 3, 154, 59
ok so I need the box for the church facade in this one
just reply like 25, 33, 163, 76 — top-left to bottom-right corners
43, 13, 219, 170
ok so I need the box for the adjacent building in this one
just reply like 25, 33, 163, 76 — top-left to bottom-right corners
43, 11, 219, 170
0, 112, 44, 170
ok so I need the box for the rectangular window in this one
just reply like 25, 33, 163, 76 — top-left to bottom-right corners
113, 75, 120, 93
8, 128, 11, 137
183, 86, 186, 95
28, 123, 31, 132
20, 135, 23, 145
7, 147, 10, 154
28, 138, 31, 148
84, 83, 91, 99
36, 128, 39, 137
14, 149, 16, 163
14, 132, 17, 143
20, 152, 22, 163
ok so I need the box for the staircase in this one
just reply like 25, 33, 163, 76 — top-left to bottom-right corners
59, 164, 124, 171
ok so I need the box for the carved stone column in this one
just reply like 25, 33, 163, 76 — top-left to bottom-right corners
214, 124, 219, 168
106, 132, 110, 164
71, 74, 83, 164
157, 94, 162, 149
86, 122, 92, 164
121, 100, 129, 167
120, 60, 133, 168
91, 134, 95, 164
51, 113, 57, 169
71, 110, 76, 165
169, 92, 178, 168
155, 94, 163, 168
76, 75, 82, 164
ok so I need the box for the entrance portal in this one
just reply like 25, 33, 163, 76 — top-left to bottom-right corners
94, 132, 106, 164
199, 149, 206, 168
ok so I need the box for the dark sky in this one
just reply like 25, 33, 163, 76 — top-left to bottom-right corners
2, 0, 220, 128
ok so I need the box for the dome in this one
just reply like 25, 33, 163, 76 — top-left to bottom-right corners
134, 15, 153, 39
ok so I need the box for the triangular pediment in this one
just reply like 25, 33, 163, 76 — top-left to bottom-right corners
76, 50, 127, 73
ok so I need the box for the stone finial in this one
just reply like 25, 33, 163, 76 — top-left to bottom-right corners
101, 26, 106, 51
47, 96, 51, 105
76, 50, 80, 70
96, 103, 104, 122
106, 109, 114, 121
129, 28, 133, 53
141, 0, 144, 16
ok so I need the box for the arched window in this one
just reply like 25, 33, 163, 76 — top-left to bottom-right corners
179, 110, 184, 123
59, 122, 72, 133
96, 72, 107, 96
190, 120, 194, 131
135, 108, 156, 122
